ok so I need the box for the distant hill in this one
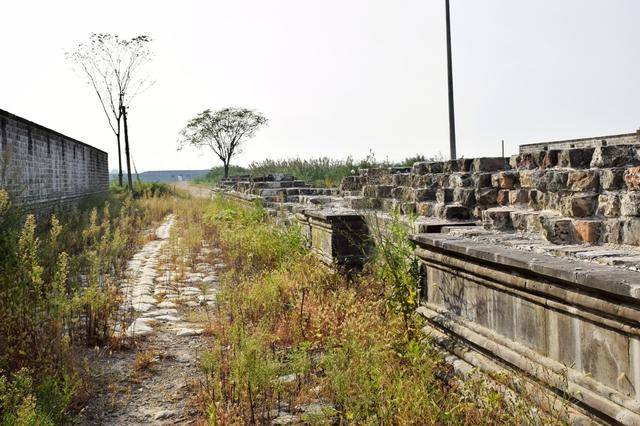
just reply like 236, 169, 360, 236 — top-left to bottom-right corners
109, 169, 210, 183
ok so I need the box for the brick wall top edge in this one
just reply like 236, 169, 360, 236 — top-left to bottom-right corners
520, 132, 639, 154
0, 107, 106, 155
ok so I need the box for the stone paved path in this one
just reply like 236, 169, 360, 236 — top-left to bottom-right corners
80, 215, 221, 425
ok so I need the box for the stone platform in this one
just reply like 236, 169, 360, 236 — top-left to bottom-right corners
412, 231, 640, 424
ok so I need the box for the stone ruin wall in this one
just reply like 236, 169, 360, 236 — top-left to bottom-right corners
218, 133, 640, 423
0, 108, 109, 213
341, 143, 640, 248
519, 131, 639, 153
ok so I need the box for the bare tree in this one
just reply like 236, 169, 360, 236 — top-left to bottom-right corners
66, 33, 154, 189
178, 108, 268, 179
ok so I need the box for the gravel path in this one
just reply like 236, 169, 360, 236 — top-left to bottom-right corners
80, 215, 221, 425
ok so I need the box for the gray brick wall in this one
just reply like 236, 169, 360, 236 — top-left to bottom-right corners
519, 132, 639, 153
0, 108, 108, 211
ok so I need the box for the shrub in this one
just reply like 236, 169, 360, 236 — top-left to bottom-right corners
0, 187, 175, 423
194, 196, 556, 424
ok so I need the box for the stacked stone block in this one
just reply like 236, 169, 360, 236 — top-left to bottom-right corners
0, 108, 108, 213
340, 144, 640, 247
340, 157, 508, 221
222, 173, 341, 205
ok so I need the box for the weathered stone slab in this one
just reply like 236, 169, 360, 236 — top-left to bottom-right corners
412, 232, 640, 423
590, 144, 640, 168
305, 209, 371, 269
471, 157, 508, 172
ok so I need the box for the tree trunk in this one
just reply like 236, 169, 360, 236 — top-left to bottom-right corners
122, 106, 133, 190
116, 119, 123, 187
223, 162, 229, 179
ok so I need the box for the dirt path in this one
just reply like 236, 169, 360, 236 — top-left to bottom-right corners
174, 181, 213, 199
80, 215, 221, 425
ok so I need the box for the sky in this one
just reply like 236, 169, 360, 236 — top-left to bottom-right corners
1, 0, 639, 172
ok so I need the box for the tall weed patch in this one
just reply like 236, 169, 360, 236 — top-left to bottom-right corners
197, 196, 558, 424
0, 188, 174, 423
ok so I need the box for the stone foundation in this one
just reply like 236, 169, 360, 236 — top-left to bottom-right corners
217, 130, 640, 422
412, 232, 640, 424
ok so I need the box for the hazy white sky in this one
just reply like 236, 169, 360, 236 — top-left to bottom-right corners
1, 0, 639, 172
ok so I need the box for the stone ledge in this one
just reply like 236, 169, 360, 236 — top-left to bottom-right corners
411, 233, 640, 301
418, 305, 640, 424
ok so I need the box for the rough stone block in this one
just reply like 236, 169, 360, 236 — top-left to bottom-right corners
343, 196, 368, 210
442, 160, 460, 173
453, 188, 476, 207
621, 192, 640, 216
601, 219, 623, 244
497, 190, 509, 206
537, 192, 561, 210
510, 210, 532, 231
475, 188, 498, 205
436, 174, 450, 188
590, 144, 640, 168
540, 216, 577, 244
412, 188, 437, 202
561, 193, 598, 218
508, 189, 529, 205
516, 152, 539, 170
492, 171, 519, 189
412, 174, 438, 189
558, 148, 595, 168
600, 168, 625, 190
574, 219, 603, 244
542, 150, 560, 168
471, 205, 484, 219
457, 158, 473, 172
483, 209, 514, 231
392, 173, 412, 186
416, 201, 437, 217
597, 193, 621, 217
540, 170, 569, 192
567, 170, 599, 192
528, 190, 540, 210
381, 198, 398, 212
436, 188, 454, 203
449, 173, 472, 188
411, 162, 428, 175
509, 155, 520, 169
526, 211, 547, 234
624, 166, 640, 190
340, 175, 365, 191
519, 170, 540, 189
400, 202, 416, 215
472, 173, 493, 189
427, 162, 444, 173
363, 185, 393, 198
390, 186, 412, 201
472, 157, 508, 172
362, 185, 377, 198
621, 219, 640, 245
442, 204, 470, 220
380, 173, 394, 185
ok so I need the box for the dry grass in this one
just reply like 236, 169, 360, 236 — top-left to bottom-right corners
186, 195, 566, 425
132, 350, 160, 372
0, 186, 176, 424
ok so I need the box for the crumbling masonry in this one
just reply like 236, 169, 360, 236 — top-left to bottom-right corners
219, 131, 640, 424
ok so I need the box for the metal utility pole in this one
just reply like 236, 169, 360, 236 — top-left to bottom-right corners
445, 0, 457, 160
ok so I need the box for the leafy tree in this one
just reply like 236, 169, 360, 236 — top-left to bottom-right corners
178, 108, 268, 178
66, 33, 154, 189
